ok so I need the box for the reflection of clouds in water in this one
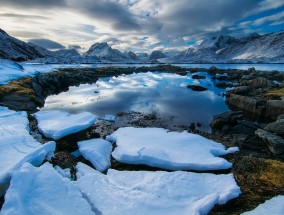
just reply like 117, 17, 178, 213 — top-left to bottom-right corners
42, 72, 228, 131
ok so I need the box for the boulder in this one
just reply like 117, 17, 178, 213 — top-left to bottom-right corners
216, 82, 233, 89
255, 129, 284, 155
186, 85, 208, 91
210, 111, 243, 130
248, 77, 274, 88
228, 86, 251, 96
265, 100, 284, 121
265, 119, 284, 136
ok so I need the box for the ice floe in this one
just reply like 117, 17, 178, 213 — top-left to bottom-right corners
76, 163, 241, 215
34, 110, 97, 140
1, 163, 94, 215
78, 138, 112, 172
0, 106, 55, 196
108, 127, 238, 171
242, 195, 284, 215
101, 114, 116, 122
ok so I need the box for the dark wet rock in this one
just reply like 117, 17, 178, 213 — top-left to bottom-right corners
0, 94, 37, 112
228, 86, 251, 96
210, 111, 243, 130
265, 100, 284, 121
215, 82, 233, 89
255, 129, 284, 155
265, 119, 284, 136
248, 77, 275, 88
186, 84, 208, 91
192, 74, 206, 79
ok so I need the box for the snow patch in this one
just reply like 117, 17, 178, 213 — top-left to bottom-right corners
78, 138, 112, 172
33, 110, 97, 140
242, 195, 284, 215
1, 163, 94, 215
76, 163, 241, 215
0, 106, 55, 196
108, 127, 238, 171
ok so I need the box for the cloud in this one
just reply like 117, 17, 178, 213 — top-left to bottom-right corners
29, 39, 65, 50
70, 0, 140, 31
68, 45, 82, 50
0, 0, 66, 8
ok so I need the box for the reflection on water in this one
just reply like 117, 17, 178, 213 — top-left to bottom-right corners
42, 72, 229, 132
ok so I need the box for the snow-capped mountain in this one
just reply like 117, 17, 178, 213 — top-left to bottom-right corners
168, 31, 284, 63
0, 28, 51, 61
84, 43, 133, 62
148, 51, 166, 62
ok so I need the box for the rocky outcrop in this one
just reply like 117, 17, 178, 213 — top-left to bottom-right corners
210, 111, 243, 130
255, 129, 284, 155
264, 118, 284, 137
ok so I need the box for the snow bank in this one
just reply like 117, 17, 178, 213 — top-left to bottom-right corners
76, 163, 241, 215
0, 60, 26, 85
108, 127, 238, 171
34, 110, 97, 140
242, 195, 284, 215
0, 106, 55, 196
78, 138, 112, 172
1, 163, 94, 215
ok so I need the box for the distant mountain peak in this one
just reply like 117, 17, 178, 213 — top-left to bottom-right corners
0, 28, 9, 36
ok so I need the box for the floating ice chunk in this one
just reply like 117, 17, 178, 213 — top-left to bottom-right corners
1, 163, 94, 215
0, 60, 26, 85
34, 110, 97, 140
109, 127, 238, 171
76, 163, 241, 215
54, 166, 71, 179
101, 114, 116, 122
242, 195, 284, 215
71, 149, 82, 158
78, 139, 112, 172
0, 106, 55, 196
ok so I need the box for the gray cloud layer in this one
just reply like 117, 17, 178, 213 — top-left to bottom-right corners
29, 39, 65, 49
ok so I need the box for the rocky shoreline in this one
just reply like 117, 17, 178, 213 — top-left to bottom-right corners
0, 65, 283, 214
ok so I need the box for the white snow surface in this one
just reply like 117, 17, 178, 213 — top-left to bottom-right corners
1, 163, 94, 215
0, 106, 55, 195
107, 127, 239, 171
242, 195, 284, 215
33, 110, 97, 140
78, 138, 112, 172
76, 163, 241, 215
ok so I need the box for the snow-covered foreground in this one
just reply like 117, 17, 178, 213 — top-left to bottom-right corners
78, 138, 112, 172
0, 106, 55, 196
108, 127, 238, 171
34, 110, 97, 140
1, 163, 94, 215
242, 195, 284, 215
76, 163, 241, 215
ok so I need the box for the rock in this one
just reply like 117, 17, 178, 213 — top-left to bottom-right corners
228, 86, 251, 96
0, 94, 37, 112
255, 129, 284, 155
265, 100, 284, 121
186, 85, 208, 91
216, 82, 233, 89
265, 119, 284, 136
192, 74, 206, 79
210, 111, 243, 130
248, 77, 274, 88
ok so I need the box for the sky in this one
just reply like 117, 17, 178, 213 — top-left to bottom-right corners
0, 0, 284, 53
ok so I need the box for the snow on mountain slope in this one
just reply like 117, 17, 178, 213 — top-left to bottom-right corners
169, 31, 284, 63
84, 42, 134, 62
0, 29, 51, 61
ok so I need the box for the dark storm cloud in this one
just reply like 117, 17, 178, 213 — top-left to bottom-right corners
0, 0, 66, 8
29, 39, 65, 50
72, 0, 140, 31
157, 0, 262, 37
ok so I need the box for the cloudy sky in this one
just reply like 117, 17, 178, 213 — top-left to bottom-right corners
1, 0, 284, 53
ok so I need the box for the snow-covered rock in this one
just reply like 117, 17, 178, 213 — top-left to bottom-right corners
78, 138, 112, 172
76, 163, 241, 215
0, 106, 55, 196
107, 127, 238, 171
84, 42, 132, 62
1, 163, 94, 215
242, 195, 284, 215
34, 110, 97, 140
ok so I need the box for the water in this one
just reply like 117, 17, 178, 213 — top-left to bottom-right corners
42, 72, 230, 132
